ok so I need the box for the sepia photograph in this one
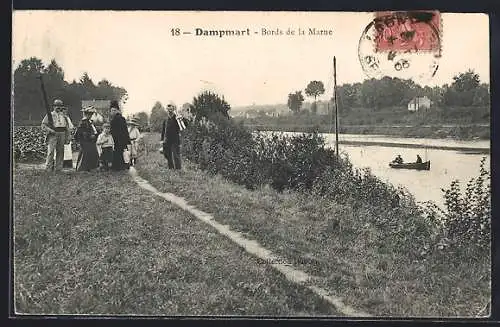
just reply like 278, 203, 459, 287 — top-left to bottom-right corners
11, 10, 491, 317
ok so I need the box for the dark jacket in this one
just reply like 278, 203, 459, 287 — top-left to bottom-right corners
161, 115, 181, 145
110, 113, 131, 149
75, 119, 97, 143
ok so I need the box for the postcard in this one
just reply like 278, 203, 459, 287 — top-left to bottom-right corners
11, 10, 491, 318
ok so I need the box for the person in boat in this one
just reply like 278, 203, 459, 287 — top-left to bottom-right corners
392, 154, 403, 164
416, 154, 423, 164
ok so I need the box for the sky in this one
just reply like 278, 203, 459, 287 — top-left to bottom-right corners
12, 11, 490, 116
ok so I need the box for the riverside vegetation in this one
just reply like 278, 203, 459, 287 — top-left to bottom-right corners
13, 91, 491, 316
235, 105, 490, 140
137, 91, 490, 316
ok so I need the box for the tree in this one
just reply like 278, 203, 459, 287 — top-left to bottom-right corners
149, 101, 168, 132
43, 59, 66, 104
473, 83, 490, 106
451, 69, 480, 93
134, 111, 149, 130
13, 57, 46, 121
191, 91, 231, 121
305, 81, 325, 114
287, 91, 305, 114
444, 69, 481, 106
13, 57, 129, 124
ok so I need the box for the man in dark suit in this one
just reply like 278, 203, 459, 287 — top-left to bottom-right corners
109, 100, 131, 171
161, 103, 182, 169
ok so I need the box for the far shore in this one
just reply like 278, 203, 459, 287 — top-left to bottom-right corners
252, 129, 491, 153
335, 140, 490, 154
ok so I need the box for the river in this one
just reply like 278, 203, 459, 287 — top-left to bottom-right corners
263, 131, 491, 208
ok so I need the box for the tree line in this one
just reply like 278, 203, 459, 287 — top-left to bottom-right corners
287, 69, 490, 115
148, 91, 231, 132
13, 57, 128, 124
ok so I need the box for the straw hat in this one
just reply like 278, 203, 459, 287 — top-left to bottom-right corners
81, 106, 96, 113
53, 99, 66, 108
128, 117, 140, 126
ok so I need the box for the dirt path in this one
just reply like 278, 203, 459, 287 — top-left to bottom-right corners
128, 167, 372, 317
13, 162, 370, 316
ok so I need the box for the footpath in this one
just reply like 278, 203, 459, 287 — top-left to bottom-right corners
13, 163, 370, 316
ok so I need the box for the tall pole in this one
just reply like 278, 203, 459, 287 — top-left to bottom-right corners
327, 101, 331, 133
38, 74, 54, 128
333, 57, 339, 159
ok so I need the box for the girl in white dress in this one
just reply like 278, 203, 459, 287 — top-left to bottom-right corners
127, 117, 141, 166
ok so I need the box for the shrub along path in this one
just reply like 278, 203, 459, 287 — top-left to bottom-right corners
13, 166, 341, 315
133, 149, 490, 317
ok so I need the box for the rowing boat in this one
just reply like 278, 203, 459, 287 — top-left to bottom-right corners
389, 161, 430, 170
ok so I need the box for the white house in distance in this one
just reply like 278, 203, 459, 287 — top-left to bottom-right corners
407, 96, 432, 112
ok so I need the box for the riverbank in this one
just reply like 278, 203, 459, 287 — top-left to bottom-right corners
323, 140, 489, 154
241, 123, 490, 141
13, 168, 339, 315
133, 133, 490, 317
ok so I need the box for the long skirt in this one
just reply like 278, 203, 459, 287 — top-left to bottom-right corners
76, 141, 99, 171
130, 141, 138, 159
112, 145, 128, 171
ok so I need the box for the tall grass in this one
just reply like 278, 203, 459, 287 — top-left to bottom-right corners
181, 113, 490, 268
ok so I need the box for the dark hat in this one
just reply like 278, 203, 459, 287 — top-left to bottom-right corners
110, 100, 120, 110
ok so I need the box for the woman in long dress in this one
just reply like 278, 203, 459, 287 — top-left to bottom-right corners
109, 101, 131, 171
75, 107, 99, 172
127, 117, 141, 166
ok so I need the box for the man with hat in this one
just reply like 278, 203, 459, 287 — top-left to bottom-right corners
41, 99, 72, 172
109, 100, 131, 171
161, 102, 183, 170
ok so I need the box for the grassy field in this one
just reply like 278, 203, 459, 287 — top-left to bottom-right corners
13, 168, 340, 315
133, 133, 491, 317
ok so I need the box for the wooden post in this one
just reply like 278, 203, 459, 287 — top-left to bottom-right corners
333, 57, 339, 159
327, 101, 332, 133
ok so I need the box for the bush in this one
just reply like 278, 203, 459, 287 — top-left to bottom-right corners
13, 126, 47, 163
423, 157, 490, 255
182, 112, 416, 215
182, 104, 493, 263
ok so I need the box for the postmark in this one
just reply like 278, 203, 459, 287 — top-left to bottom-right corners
358, 11, 442, 82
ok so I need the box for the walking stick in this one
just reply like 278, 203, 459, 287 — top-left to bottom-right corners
38, 74, 54, 128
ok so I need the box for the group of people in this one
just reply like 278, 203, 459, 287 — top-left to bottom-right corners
392, 154, 423, 164
42, 98, 186, 173
41, 99, 143, 172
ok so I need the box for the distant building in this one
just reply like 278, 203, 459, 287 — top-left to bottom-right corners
408, 96, 432, 112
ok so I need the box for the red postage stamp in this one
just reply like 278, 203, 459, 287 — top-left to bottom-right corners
373, 11, 441, 53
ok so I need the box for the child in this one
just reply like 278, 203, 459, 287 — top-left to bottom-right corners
127, 117, 141, 166
96, 123, 114, 170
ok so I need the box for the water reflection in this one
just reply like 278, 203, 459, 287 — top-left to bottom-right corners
258, 131, 491, 208
340, 145, 490, 208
